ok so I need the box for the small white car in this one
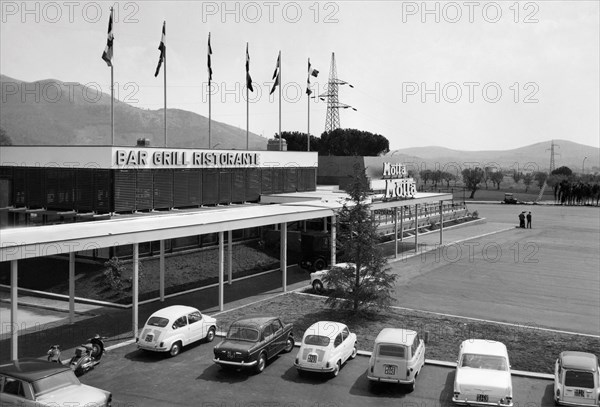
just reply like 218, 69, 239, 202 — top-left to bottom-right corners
453, 339, 513, 406
137, 305, 217, 357
554, 351, 600, 406
310, 263, 355, 292
367, 328, 425, 391
294, 321, 357, 377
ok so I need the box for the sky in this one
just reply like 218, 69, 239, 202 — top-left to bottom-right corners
1, 0, 599, 151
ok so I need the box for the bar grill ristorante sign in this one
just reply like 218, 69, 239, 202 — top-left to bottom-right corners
115, 149, 260, 168
377, 162, 416, 200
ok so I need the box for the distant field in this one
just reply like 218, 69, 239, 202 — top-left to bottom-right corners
419, 182, 555, 202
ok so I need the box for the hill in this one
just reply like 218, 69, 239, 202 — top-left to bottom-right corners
0, 75, 267, 149
390, 141, 600, 173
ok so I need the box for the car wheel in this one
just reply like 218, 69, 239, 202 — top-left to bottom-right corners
255, 353, 267, 374
350, 346, 357, 359
284, 336, 295, 353
332, 360, 341, 377
314, 258, 326, 271
205, 327, 216, 343
169, 342, 181, 357
312, 280, 324, 293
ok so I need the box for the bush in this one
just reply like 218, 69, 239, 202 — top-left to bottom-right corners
471, 210, 479, 219
103, 257, 125, 291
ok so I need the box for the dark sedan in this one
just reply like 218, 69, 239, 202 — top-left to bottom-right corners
213, 316, 294, 373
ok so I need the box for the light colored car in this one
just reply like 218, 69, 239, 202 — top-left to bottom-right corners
137, 305, 217, 357
310, 263, 384, 293
0, 358, 111, 406
453, 339, 513, 406
294, 321, 357, 377
367, 328, 425, 391
554, 351, 600, 406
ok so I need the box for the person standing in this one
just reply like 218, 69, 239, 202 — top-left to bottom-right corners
519, 212, 525, 228
526, 212, 532, 228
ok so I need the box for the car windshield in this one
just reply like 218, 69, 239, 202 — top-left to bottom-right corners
32, 370, 80, 397
226, 325, 260, 342
461, 354, 508, 371
304, 335, 330, 347
565, 370, 595, 388
378, 344, 406, 358
146, 316, 169, 328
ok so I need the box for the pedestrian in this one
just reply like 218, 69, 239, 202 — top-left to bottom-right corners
526, 212, 532, 228
519, 212, 525, 228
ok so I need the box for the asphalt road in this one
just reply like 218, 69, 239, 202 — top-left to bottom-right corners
80, 340, 556, 407
389, 204, 600, 335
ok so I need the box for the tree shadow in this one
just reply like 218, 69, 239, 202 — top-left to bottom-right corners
280, 365, 335, 384
195, 363, 252, 384
349, 370, 409, 398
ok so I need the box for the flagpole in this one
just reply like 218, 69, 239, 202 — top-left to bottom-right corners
111, 63, 114, 146
246, 42, 249, 150
208, 32, 212, 149
278, 51, 282, 151
307, 89, 310, 152
163, 21, 167, 148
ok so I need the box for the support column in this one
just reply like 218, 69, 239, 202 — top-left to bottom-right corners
132, 243, 139, 339
11, 260, 18, 360
394, 207, 399, 259
218, 231, 224, 311
280, 223, 287, 292
414, 204, 419, 253
69, 252, 75, 324
439, 201, 444, 245
400, 206, 404, 242
159, 240, 165, 301
330, 215, 337, 266
228, 230, 233, 285
323, 217, 327, 232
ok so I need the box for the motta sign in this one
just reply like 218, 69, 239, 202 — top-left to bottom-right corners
115, 149, 260, 167
381, 162, 416, 199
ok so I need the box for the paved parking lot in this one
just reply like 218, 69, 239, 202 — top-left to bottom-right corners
80, 341, 555, 407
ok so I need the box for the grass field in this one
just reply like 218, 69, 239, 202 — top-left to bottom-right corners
214, 292, 599, 375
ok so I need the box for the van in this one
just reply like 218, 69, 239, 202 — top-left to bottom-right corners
367, 328, 425, 391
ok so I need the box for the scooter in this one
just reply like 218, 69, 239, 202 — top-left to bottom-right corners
68, 334, 108, 376
47, 345, 62, 363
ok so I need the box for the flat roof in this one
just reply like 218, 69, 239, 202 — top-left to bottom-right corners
0, 191, 451, 262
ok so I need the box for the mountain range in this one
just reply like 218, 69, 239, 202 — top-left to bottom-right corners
0, 75, 267, 149
1, 75, 598, 172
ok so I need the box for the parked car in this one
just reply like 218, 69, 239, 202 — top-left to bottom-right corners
213, 316, 294, 373
137, 305, 217, 357
310, 263, 384, 293
554, 351, 600, 406
366, 328, 425, 391
0, 358, 112, 407
453, 339, 513, 406
294, 321, 357, 377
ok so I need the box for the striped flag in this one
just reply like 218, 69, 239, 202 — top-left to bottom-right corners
306, 58, 319, 95
270, 51, 280, 95
101, 8, 114, 67
246, 43, 253, 92
154, 22, 166, 77
207, 32, 213, 81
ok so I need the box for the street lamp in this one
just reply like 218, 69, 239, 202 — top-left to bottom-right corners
582, 156, 588, 174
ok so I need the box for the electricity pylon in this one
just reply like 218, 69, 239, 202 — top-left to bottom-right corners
319, 52, 356, 133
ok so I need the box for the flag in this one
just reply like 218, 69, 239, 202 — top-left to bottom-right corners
101, 8, 114, 67
306, 58, 319, 95
270, 51, 280, 95
207, 32, 213, 81
246, 43, 253, 92
154, 22, 166, 77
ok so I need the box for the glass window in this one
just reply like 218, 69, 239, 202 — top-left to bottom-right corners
172, 316, 187, 329
146, 316, 169, 328
461, 354, 508, 371
378, 345, 406, 358
334, 334, 343, 348
411, 334, 420, 357
188, 312, 202, 324
342, 327, 349, 341
565, 370, 595, 388
226, 325, 259, 342
270, 320, 282, 334
32, 371, 80, 397
2, 377, 25, 397
304, 335, 330, 347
